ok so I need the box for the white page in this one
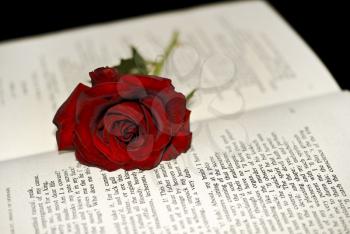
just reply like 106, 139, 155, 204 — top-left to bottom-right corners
0, 1, 339, 161
1, 91, 349, 233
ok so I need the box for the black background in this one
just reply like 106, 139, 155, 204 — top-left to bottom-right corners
0, 1, 348, 89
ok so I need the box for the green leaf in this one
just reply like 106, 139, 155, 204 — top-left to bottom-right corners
113, 32, 179, 76
186, 88, 197, 102
114, 47, 148, 75
115, 58, 135, 74
132, 47, 148, 74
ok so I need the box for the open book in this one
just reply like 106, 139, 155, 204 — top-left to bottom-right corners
0, 1, 349, 233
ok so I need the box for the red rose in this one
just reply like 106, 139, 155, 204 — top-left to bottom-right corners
53, 67, 192, 171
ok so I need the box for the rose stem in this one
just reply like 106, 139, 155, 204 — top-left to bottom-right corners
152, 31, 179, 76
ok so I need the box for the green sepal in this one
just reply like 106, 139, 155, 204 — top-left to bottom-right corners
114, 47, 148, 75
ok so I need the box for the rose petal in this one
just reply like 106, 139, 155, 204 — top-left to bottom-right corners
74, 97, 113, 166
107, 134, 131, 165
115, 121, 137, 142
141, 105, 171, 151
78, 82, 148, 108
92, 120, 112, 159
128, 149, 164, 170
74, 131, 120, 171
164, 92, 186, 131
75, 141, 121, 172
119, 74, 174, 94
89, 67, 120, 86
162, 110, 192, 160
104, 102, 145, 128
53, 83, 89, 150
127, 134, 154, 161
141, 95, 171, 136
142, 89, 187, 136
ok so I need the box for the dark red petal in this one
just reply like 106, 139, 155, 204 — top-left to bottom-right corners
74, 104, 124, 172
74, 97, 113, 166
161, 144, 178, 161
104, 102, 145, 128
141, 105, 171, 151
53, 83, 89, 150
141, 95, 171, 136
74, 132, 113, 169
103, 120, 162, 169
182, 110, 191, 133
89, 67, 120, 86
77, 82, 147, 108
92, 122, 112, 159
162, 133, 192, 161
114, 121, 137, 142
105, 134, 132, 165
127, 134, 155, 161
165, 92, 186, 132
142, 86, 187, 136
75, 135, 121, 171
162, 110, 192, 160
119, 74, 174, 93
104, 126, 155, 166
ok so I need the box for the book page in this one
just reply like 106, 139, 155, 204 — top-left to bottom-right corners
0, 1, 340, 160
1, 92, 349, 233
